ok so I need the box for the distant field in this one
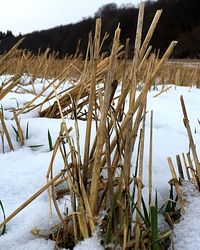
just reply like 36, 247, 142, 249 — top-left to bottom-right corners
168, 58, 200, 66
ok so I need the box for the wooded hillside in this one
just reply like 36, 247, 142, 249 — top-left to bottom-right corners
0, 0, 199, 58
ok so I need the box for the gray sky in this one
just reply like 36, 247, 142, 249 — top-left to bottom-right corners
0, 0, 141, 35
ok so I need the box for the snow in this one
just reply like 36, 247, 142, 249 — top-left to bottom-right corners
172, 182, 200, 250
0, 78, 200, 249
74, 234, 103, 250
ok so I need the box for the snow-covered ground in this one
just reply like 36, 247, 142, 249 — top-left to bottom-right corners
0, 77, 200, 249
172, 181, 200, 250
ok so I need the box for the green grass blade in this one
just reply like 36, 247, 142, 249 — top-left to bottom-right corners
135, 204, 149, 227
155, 190, 158, 211
26, 122, 29, 140
47, 129, 53, 151
12, 125, 19, 142
141, 196, 150, 226
28, 144, 44, 149
151, 205, 158, 250
0, 200, 6, 236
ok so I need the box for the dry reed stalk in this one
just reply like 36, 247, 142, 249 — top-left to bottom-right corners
55, 177, 120, 199
0, 3, 180, 248
92, 37, 176, 221
130, 2, 144, 100
13, 64, 74, 118
46, 138, 63, 219
149, 110, 153, 206
0, 38, 24, 69
138, 45, 152, 71
159, 61, 200, 87
54, 90, 95, 235
127, 41, 177, 117
134, 103, 146, 250
45, 91, 76, 223
105, 118, 114, 210
176, 155, 184, 180
186, 152, 199, 189
123, 0, 144, 185
140, 10, 162, 59
182, 153, 191, 181
89, 25, 121, 216
132, 128, 143, 206
108, 102, 144, 184
46, 138, 61, 178
39, 57, 109, 118
83, 18, 101, 186
111, 55, 153, 170
0, 171, 64, 230
114, 7, 145, 217
0, 110, 14, 151
180, 95, 200, 176
66, 164, 90, 240
0, 75, 21, 101
153, 85, 172, 98
0, 74, 19, 91
65, 173, 79, 242
47, 123, 90, 239
72, 99, 96, 233
118, 38, 130, 122
151, 41, 178, 80
100, 58, 150, 174
167, 157, 184, 209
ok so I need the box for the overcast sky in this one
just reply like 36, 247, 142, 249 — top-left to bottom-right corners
0, 0, 142, 35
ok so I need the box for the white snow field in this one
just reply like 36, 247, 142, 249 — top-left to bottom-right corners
0, 78, 200, 249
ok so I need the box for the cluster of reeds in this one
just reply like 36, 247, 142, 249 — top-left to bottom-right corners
157, 61, 200, 87
0, 43, 84, 80
1, 36, 200, 91
0, 3, 178, 249
165, 95, 200, 247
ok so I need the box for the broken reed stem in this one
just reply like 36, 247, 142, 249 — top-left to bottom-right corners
140, 9, 162, 59
167, 157, 184, 209
180, 95, 200, 176
149, 110, 153, 206
13, 64, 72, 118
151, 41, 178, 80
0, 110, 14, 151
134, 2, 144, 64
176, 155, 184, 180
0, 75, 21, 101
0, 171, 64, 230
186, 152, 199, 188
153, 85, 172, 98
130, 1, 144, 100
182, 153, 191, 181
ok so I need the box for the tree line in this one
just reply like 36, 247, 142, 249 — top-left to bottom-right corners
0, 0, 200, 58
